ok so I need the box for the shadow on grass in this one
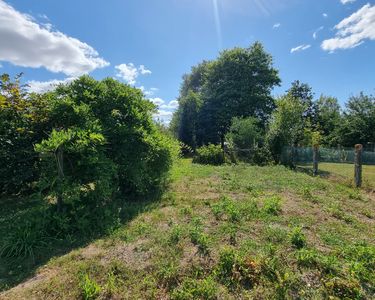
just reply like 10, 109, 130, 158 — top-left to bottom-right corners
295, 165, 331, 178
0, 190, 163, 292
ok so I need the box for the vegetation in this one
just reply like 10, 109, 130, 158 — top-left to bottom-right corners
1, 159, 374, 299
192, 144, 225, 166
1, 40, 374, 299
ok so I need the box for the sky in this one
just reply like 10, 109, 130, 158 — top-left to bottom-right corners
0, 0, 375, 123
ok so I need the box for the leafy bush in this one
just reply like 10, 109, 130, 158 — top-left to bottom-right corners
0, 74, 49, 194
193, 144, 225, 165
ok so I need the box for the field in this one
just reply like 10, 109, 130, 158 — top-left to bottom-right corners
297, 162, 375, 190
1, 159, 375, 299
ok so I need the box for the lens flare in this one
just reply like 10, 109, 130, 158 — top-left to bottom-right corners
212, 0, 223, 50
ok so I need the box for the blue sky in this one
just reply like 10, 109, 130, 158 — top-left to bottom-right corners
1, 0, 374, 123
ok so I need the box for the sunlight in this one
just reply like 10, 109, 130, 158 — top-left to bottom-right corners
212, 0, 223, 50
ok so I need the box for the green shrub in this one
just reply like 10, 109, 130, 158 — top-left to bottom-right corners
0, 74, 49, 194
193, 144, 225, 165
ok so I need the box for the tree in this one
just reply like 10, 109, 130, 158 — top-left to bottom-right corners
225, 117, 263, 150
198, 42, 281, 146
175, 91, 202, 150
338, 92, 375, 147
315, 95, 341, 146
286, 80, 317, 127
180, 61, 211, 98
266, 95, 305, 162
0, 73, 49, 193
170, 61, 211, 146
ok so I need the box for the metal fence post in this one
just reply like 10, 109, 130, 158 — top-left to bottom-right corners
313, 145, 319, 176
354, 144, 363, 188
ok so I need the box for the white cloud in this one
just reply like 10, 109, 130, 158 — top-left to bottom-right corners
27, 77, 76, 93
139, 65, 151, 75
313, 26, 324, 39
149, 97, 165, 106
115, 63, 152, 85
290, 44, 311, 53
115, 63, 138, 85
340, 0, 356, 4
155, 110, 173, 117
323, 13, 328, 18
273, 23, 281, 29
139, 86, 158, 96
161, 100, 179, 110
0, 0, 109, 76
321, 4, 375, 52
0, 63, 2, 68
148, 98, 178, 124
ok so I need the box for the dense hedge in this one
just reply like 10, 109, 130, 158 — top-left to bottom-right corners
193, 144, 225, 165
1, 75, 179, 233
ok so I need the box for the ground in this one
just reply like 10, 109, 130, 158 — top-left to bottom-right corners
1, 159, 375, 299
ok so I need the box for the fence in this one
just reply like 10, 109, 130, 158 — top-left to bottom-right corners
281, 144, 375, 188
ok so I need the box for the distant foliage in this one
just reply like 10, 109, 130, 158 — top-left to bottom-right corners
193, 144, 225, 165
171, 42, 281, 148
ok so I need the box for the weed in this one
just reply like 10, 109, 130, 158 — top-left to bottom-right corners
211, 196, 240, 222
296, 249, 319, 267
264, 225, 288, 243
215, 246, 260, 288
262, 196, 282, 215
169, 224, 183, 245
157, 262, 179, 288
171, 277, 217, 300
324, 277, 363, 299
0, 220, 49, 259
289, 227, 306, 249
79, 273, 101, 300
189, 227, 209, 255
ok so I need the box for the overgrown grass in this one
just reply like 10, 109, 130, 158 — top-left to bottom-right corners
1, 159, 374, 299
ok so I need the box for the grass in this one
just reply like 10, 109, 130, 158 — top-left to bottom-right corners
298, 162, 375, 190
1, 159, 374, 299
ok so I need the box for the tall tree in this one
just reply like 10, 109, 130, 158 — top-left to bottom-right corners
170, 61, 211, 145
175, 91, 202, 150
198, 42, 281, 146
315, 95, 341, 146
338, 92, 375, 147
286, 80, 317, 126
266, 95, 305, 162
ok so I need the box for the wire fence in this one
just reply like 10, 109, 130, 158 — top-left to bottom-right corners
281, 145, 375, 189
281, 146, 375, 165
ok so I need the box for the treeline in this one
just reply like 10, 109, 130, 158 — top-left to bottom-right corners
171, 42, 375, 162
0, 74, 178, 235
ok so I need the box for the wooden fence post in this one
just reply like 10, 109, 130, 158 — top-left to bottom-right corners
313, 145, 319, 176
56, 146, 64, 212
354, 144, 363, 188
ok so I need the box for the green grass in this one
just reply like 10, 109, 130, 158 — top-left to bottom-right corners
298, 162, 375, 189
1, 159, 374, 299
